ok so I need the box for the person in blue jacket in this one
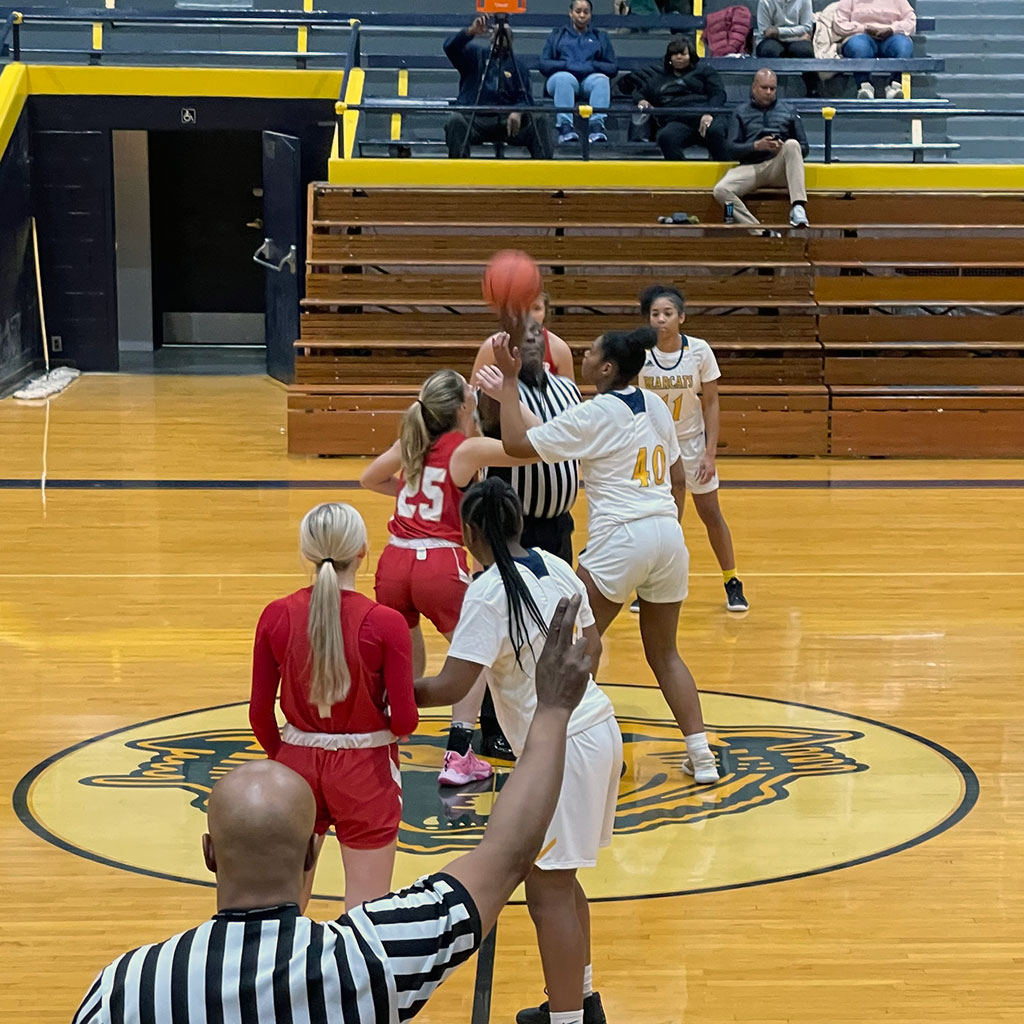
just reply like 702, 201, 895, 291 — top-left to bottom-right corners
539, 0, 619, 146
444, 16, 551, 159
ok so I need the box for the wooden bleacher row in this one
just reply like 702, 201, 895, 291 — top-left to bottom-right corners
289, 187, 1024, 458
311, 188, 1024, 228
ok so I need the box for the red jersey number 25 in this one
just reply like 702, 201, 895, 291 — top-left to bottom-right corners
396, 467, 447, 522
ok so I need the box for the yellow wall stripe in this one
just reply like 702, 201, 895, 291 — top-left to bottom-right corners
328, 157, 1024, 192
0, 64, 29, 162
694, 0, 705, 58
23, 65, 344, 99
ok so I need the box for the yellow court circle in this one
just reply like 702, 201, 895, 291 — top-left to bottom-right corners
16, 686, 976, 904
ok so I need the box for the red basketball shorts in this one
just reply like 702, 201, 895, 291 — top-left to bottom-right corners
374, 543, 470, 635
274, 743, 402, 849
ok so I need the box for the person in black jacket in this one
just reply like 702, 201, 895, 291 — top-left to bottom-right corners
620, 36, 728, 160
444, 16, 551, 159
712, 69, 810, 229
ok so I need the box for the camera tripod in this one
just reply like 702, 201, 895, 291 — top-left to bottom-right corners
460, 13, 532, 158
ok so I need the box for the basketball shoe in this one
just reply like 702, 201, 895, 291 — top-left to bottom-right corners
725, 577, 749, 611
438, 750, 494, 787
516, 992, 606, 1024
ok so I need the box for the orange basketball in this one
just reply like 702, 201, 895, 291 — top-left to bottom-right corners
482, 249, 542, 314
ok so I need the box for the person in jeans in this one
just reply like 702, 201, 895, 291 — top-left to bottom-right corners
836, 0, 917, 99
754, 0, 820, 97
444, 15, 550, 158
540, 0, 618, 147
712, 69, 810, 231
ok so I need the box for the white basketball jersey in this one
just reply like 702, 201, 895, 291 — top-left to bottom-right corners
527, 387, 682, 537
639, 336, 721, 441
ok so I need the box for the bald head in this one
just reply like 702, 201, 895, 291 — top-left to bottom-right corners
203, 760, 318, 908
752, 69, 778, 108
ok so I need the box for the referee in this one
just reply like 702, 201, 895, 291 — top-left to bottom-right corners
477, 317, 581, 562
72, 597, 591, 1024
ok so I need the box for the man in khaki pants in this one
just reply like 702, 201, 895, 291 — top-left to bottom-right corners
712, 69, 810, 231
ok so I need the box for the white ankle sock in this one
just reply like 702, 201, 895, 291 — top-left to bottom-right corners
583, 964, 593, 998
684, 732, 712, 759
550, 1012, 583, 1024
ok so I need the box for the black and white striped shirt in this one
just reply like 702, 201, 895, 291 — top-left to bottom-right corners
72, 873, 481, 1024
485, 371, 581, 520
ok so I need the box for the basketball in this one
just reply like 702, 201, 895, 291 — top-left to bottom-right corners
482, 249, 542, 314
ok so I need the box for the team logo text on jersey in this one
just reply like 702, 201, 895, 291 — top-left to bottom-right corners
17, 688, 977, 901
642, 374, 694, 391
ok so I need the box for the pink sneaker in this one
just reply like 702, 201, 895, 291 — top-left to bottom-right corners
438, 750, 494, 787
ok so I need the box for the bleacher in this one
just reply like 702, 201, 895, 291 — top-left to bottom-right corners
288, 186, 1024, 459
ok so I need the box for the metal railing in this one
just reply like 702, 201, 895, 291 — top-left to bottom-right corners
341, 99, 1024, 164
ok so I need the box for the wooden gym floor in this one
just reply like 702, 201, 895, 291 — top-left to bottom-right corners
1, 374, 1021, 1024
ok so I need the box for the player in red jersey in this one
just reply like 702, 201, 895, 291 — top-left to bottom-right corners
361, 367, 537, 786
250, 501, 418, 909
472, 291, 575, 382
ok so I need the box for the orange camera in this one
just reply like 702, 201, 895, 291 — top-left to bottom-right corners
477, 0, 526, 13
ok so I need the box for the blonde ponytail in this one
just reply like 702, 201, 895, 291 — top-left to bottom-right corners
399, 370, 467, 491
299, 503, 368, 714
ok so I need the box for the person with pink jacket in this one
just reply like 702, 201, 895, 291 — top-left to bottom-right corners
836, 0, 917, 99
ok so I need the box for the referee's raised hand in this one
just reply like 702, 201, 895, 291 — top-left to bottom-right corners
535, 595, 589, 714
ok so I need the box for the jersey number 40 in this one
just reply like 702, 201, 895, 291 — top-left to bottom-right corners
632, 445, 667, 488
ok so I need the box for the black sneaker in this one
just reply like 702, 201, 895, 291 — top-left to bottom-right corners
516, 992, 606, 1024
629, 598, 640, 614
480, 733, 517, 763
725, 577, 749, 612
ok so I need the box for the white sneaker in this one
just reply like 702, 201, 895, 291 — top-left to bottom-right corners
857, 82, 875, 100
789, 203, 809, 228
681, 751, 720, 784
885, 80, 904, 99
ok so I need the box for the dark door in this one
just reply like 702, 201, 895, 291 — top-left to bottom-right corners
258, 131, 302, 383
32, 129, 118, 371
149, 131, 264, 347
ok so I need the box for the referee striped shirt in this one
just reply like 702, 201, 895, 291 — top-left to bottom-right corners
485, 371, 581, 520
72, 873, 481, 1024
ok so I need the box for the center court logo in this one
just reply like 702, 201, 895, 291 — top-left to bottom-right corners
15, 687, 977, 902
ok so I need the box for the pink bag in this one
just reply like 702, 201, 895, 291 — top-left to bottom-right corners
704, 5, 753, 56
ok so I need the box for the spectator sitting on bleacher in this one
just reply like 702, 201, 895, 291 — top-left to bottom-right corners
443, 15, 550, 159
754, 0, 821, 97
712, 69, 810, 231
836, 0, 916, 99
619, 37, 728, 160
540, 0, 619, 146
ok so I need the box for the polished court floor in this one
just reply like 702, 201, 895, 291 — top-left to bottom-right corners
1, 374, 1022, 1024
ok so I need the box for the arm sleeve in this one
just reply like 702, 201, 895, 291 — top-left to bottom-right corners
526, 399, 616, 463
538, 30, 567, 76
250, 603, 285, 758
893, 0, 917, 35
593, 32, 618, 76
443, 29, 475, 73
834, 0, 862, 36
446, 589, 506, 669
779, 0, 814, 38
755, 0, 771, 43
371, 606, 419, 737
725, 109, 757, 160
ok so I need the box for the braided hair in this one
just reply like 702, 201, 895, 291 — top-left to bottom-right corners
460, 477, 548, 669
